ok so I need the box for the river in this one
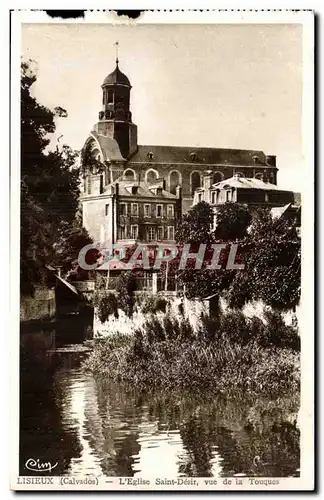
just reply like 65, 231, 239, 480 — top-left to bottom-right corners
20, 316, 300, 478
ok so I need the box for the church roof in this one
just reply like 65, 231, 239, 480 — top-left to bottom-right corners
102, 63, 131, 87
90, 131, 125, 161
210, 176, 284, 191
128, 145, 268, 166
111, 179, 177, 199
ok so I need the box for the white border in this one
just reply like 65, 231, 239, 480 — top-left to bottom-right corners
9, 9, 315, 493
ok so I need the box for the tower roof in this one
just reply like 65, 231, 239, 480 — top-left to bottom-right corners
102, 62, 131, 87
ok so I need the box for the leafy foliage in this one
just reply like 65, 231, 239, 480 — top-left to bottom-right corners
137, 294, 168, 315
55, 222, 99, 279
175, 202, 214, 244
83, 309, 300, 396
214, 202, 252, 241
116, 271, 136, 317
93, 291, 118, 323
175, 201, 301, 311
20, 60, 88, 294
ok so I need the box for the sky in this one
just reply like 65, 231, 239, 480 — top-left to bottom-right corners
21, 22, 304, 191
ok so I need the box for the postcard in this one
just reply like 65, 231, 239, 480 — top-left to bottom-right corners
10, 9, 314, 491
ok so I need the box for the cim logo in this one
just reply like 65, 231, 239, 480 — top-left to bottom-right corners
25, 458, 58, 473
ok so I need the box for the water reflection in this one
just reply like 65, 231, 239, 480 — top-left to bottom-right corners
20, 318, 300, 478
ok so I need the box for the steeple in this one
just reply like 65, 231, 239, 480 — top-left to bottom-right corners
115, 41, 119, 66
94, 46, 138, 159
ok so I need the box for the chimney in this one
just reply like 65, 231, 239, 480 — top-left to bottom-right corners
203, 170, 213, 190
266, 155, 276, 167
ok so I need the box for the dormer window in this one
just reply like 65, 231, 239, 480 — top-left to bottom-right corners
131, 186, 138, 195
252, 155, 259, 164
156, 187, 162, 196
147, 151, 154, 160
190, 152, 198, 162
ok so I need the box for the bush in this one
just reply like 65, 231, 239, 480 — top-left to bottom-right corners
263, 309, 300, 351
116, 271, 136, 317
138, 294, 168, 315
83, 309, 300, 398
93, 291, 118, 323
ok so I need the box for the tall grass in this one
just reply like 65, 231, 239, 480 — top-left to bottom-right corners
83, 309, 300, 397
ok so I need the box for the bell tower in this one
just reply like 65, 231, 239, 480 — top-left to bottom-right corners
94, 44, 138, 159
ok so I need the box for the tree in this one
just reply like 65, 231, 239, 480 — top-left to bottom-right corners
175, 202, 234, 299
175, 202, 215, 244
55, 223, 99, 280
20, 60, 85, 294
244, 209, 301, 310
214, 202, 252, 241
175, 200, 301, 312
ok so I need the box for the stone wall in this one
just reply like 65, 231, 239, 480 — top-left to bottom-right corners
93, 291, 212, 337
20, 287, 56, 322
93, 291, 300, 338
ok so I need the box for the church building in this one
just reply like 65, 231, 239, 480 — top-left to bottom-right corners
81, 57, 279, 244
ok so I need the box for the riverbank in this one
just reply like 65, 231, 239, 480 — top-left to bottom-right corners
83, 309, 300, 398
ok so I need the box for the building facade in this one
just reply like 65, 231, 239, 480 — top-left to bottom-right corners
193, 172, 295, 208
82, 177, 181, 245
81, 59, 279, 242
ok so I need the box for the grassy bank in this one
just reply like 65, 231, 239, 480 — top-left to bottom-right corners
83, 310, 300, 398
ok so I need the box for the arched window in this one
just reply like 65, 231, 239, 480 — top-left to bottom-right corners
146, 168, 159, 184
255, 172, 263, 180
169, 170, 181, 194
191, 171, 201, 195
212, 172, 223, 184
123, 168, 136, 181
235, 172, 245, 178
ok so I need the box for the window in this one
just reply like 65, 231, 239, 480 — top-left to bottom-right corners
120, 203, 127, 216
211, 192, 216, 204
213, 172, 223, 184
191, 172, 201, 195
99, 174, 104, 194
169, 171, 180, 194
144, 204, 151, 217
156, 204, 163, 218
226, 190, 232, 202
265, 192, 269, 203
107, 90, 114, 104
147, 151, 154, 160
87, 176, 91, 195
198, 193, 202, 202
167, 226, 175, 241
146, 169, 159, 184
147, 226, 156, 242
167, 204, 174, 218
131, 186, 138, 195
119, 226, 126, 239
130, 225, 138, 239
105, 204, 109, 216
157, 226, 164, 241
131, 203, 139, 216
124, 169, 136, 180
